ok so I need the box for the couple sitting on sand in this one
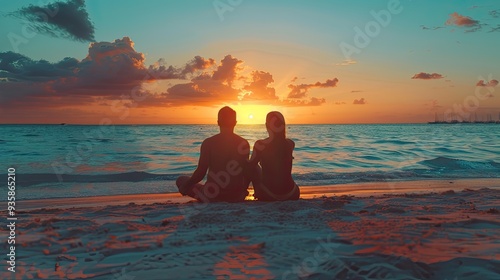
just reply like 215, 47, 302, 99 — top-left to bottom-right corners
177, 106, 300, 202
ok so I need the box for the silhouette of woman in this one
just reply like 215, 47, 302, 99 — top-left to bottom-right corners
247, 111, 300, 201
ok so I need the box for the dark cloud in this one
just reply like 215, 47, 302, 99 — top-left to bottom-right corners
0, 37, 161, 109
180, 56, 216, 78
489, 25, 500, 33
147, 59, 182, 80
0, 37, 180, 90
147, 55, 216, 80
78, 37, 148, 85
476, 79, 499, 87
420, 25, 444, 30
0, 51, 77, 82
212, 55, 243, 86
164, 79, 239, 106
287, 78, 338, 99
353, 98, 366, 105
12, 0, 95, 42
0, 37, 328, 112
411, 72, 444, 80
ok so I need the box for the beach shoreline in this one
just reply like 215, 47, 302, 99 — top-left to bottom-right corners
4, 178, 499, 279
18, 178, 500, 211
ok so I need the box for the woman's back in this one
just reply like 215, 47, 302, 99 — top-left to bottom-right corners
258, 138, 295, 195
249, 111, 300, 201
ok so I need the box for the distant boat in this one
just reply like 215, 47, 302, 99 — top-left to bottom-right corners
427, 112, 445, 124
60, 123, 66, 125
428, 112, 500, 124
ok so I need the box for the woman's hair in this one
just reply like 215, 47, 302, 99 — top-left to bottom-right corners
266, 111, 286, 141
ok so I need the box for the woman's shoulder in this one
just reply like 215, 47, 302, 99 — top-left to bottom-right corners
286, 138, 295, 148
255, 137, 271, 145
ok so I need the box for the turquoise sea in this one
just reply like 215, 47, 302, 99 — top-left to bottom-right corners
1, 124, 499, 200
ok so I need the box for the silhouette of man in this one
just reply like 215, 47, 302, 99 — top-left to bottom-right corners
176, 106, 250, 202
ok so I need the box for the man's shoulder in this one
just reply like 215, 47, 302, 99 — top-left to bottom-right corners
204, 134, 217, 142
205, 133, 249, 146
201, 135, 218, 148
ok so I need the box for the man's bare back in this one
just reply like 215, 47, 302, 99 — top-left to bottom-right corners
203, 133, 249, 197
176, 107, 250, 202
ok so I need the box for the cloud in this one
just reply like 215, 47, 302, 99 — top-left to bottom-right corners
0, 37, 329, 113
153, 55, 245, 106
287, 78, 339, 99
0, 37, 211, 95
411, 72, 444, 80
489, 25, 500, 33
476, 79, 499, 87
12, 0, 95, 42
160, 62, 325, 107
78, 37, 149, 85
0, 51, 78, 82
336, 59, 357, 66
353, 98, 366, 105
350, 90, 363, 93
212, 55, 243, 86
147, 59, 183, 80
164, 79, 239, 106
420, 25, 444, 30
180, 56, 216, 77
147, 55, 215, 80
0, 37, 168, 109
241, 71, 278, 101
446, 12, 480, 27
281, 97, 326, 107
335, 102, 346, 105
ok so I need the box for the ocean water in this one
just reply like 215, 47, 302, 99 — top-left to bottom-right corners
1, 124, 499, 200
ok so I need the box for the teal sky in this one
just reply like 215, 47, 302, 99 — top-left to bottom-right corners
1, 0, 499, 124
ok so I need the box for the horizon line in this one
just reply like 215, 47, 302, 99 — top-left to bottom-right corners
0, 122, 450, 126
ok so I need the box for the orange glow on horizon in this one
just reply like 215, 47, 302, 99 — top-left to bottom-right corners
232, 104, 278, 125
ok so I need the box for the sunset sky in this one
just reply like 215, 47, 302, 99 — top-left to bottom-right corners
1, 0, 499, 124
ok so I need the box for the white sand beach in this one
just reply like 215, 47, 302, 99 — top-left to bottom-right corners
3, 179, 500, 279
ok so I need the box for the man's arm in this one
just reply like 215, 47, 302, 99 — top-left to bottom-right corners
248, 140, 261, 166
181, 140, 210, 189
